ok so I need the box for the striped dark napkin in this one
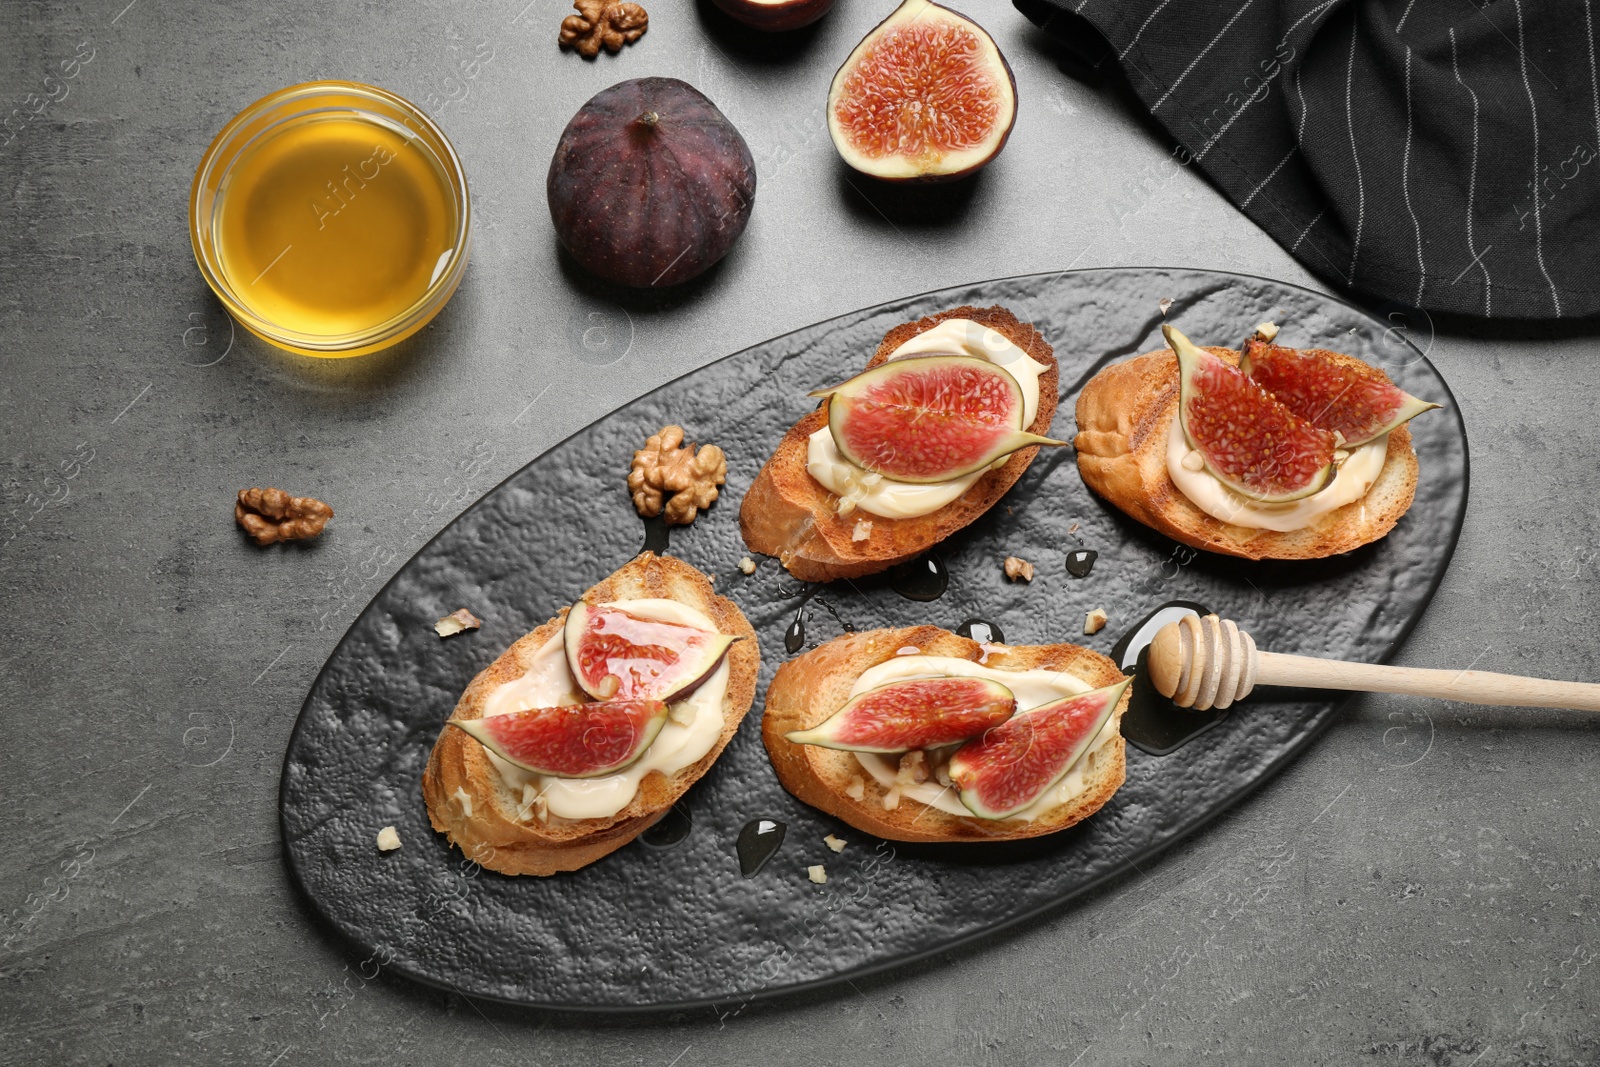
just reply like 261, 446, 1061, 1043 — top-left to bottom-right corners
1017, 0, 1600, 321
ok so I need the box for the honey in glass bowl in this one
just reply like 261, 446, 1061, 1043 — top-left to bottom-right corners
191, 82, 471, 358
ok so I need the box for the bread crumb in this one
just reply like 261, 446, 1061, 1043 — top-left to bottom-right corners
1003, 556, 1034, 582
807, 864, 828, 884
1084, 607, 1108, 635
1068, 522, 1079, 534
738, 556, 757, 574
1181, 449, 1206, 472
376, 826, 401, 851
882, 787, 902, 811
845, 775, 866, 801
434, 608, 482, 638
1253, 320, 1279, 342
824, 834, 846, 853
851, 519, 873, 542
1158, 297, 1173, 315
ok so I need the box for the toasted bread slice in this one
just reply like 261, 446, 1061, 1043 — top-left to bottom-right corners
422, 552, 759, 876
763, 626, 1129, 843
740, 305, 1060, 582
1074, 346, 1419, 560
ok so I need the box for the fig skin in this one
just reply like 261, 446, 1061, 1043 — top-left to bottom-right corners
827, 0, 1019, 183
548, 77, 757, 287
711, 0, 834, 31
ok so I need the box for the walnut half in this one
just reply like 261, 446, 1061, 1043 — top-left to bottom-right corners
559, 0, 648, 58
236, 488, 332, 545
628, 425, 726, 526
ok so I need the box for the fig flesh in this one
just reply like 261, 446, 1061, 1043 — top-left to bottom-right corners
1240, 338, 1439, 447
816, 355, 1065, 483
1168, 325, 1336, 503
564, 602, 735, 703
827, 0, 1018, 182
547, 78, 756, 287
785, 676, 1017, 753
451, 699, 669, 778
711, 0, 834, 32
948, 679, 1129, 820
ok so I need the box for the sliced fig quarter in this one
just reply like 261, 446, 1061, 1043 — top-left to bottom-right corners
827, 0, 1018, 182
948, 678, 1129, 820
1240, 338, 1439, 447
565, 602, 736, 703
1167, 325, 1336, 503
785, 676, 1017, 752
451, 699, 670, 778
816, 355, 1065, 484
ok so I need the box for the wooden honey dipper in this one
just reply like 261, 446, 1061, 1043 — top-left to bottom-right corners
1147, 613, 1600, 713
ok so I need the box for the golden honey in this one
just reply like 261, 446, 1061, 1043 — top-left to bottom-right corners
192, 83, 470, 357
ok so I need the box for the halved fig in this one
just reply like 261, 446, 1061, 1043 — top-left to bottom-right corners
711, 0, 834, 32
827, 0, 1018, 182
785, 676, 1016, 752
451, 700, 669, 778
815, 355, 1065, 483
1168, 325, 1336, 503
1240, 338, 1439, 447
948, 679, 1129, 820
564, 602, 735, 702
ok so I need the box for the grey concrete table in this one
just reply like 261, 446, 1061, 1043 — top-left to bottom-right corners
3, 1, 1597, 1064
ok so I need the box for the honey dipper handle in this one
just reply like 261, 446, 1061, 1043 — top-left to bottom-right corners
1255, 652, 1600, 712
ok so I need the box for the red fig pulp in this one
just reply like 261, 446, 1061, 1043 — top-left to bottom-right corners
1240, 339, 1438, 447
827, 0, 1017, 182
785, 676, 1016, 752
1169, 325, 1335, 503
564, 602, 734, 703
817, 355, 1064, 483
452, 699, 669, 778
948, 679, 1128, 820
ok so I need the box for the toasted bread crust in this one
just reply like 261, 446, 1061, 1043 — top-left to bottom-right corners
740, 305, 1060, 582
763, 627, 1129, 843
422, 553, 759, 876
1074, 346, 1420, 560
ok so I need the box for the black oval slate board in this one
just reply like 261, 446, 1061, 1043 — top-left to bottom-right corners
279, 268, 1467, 1011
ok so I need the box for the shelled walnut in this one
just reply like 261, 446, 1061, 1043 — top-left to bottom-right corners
235, 488, 332, 545
559, 0, 649, 58
628, 425, 726, 526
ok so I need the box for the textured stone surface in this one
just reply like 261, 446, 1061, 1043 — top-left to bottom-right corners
2, 0, 1596, 1062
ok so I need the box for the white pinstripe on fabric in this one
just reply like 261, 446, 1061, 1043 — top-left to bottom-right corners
1395, 0, 1418, 33
1195, 0, 1338, 162
1509, 0, 1562, 315
1449, 27, 1492, 317
1401, 47, 1427, 305
1344, 17, 1366, 282
1119, 0, 1175, 60
1584, 0, 1600, 148
1292, 209, 1325, 252
1150, 0, 1256, 112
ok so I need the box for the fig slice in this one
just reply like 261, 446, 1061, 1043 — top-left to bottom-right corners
451, 700, 669, 778
1240, 337, 1439, 447
827, 0, 1018, 182
948, 679, 1130, 820
564, 602, 735, 703
815, 355, 1065, 484
785, 676, 1017, 752
1167, 325, 1336, 503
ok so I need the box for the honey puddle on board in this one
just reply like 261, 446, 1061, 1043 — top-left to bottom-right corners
214, 112, 457, 337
